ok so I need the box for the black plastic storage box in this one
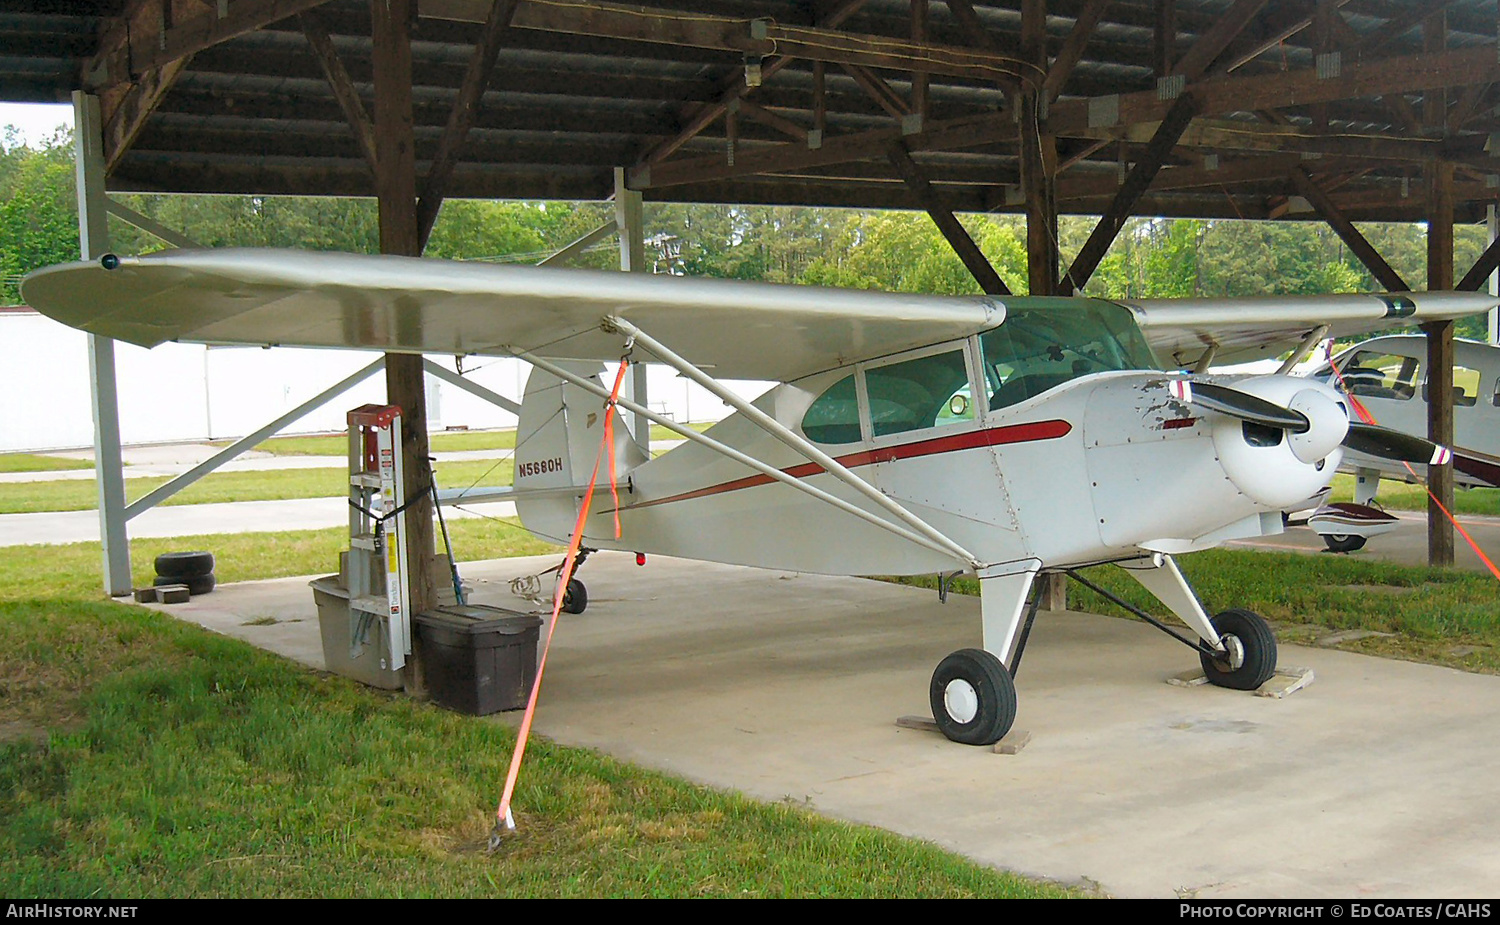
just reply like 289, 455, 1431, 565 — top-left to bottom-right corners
414, 604, 544, 715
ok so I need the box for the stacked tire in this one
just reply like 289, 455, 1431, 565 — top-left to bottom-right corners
153, 551, 216, 596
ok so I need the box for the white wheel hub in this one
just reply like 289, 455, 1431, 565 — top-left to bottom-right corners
1217, 633, 1246, 670
944, 678, 980, 725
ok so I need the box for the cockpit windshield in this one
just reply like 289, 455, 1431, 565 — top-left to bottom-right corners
980, 302, 1159, 410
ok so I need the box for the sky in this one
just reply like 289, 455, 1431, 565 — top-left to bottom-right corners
0, 102, 73, 147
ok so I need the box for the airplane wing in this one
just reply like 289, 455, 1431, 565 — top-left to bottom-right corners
1125, 292, 1499, 368
19, 248, 1001, 382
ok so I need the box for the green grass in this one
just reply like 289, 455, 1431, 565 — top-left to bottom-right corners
0, 459, 515, 515
894, 545, 1500, 674
1328, 474, 1500, 517
0, 530, 1072, 898
0, 453, 93, 473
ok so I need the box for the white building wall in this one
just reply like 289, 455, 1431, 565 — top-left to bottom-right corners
2, 310, 763, 453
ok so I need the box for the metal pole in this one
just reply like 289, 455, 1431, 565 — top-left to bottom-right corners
74, 91, 131, 597
514, 349, 971, 565
615, 167, 652, 460
421, 358, 521, 414
1488, 203, 1497, 345
124, 356, 387, 518
602, 318, 982, 568
537, 219, 619, 267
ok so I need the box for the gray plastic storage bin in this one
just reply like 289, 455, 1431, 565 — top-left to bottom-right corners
415, 604, 544, 715
310, 575, 405, 690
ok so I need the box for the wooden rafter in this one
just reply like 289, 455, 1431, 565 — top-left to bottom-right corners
632, 0, 868, 168
1287, 167, 1410, 292
886, 141, 1010, 296
100, 56, 191, 173
1042, 0, 1112, 103
416, 0, 522, 250
1171, 0, 1270, 80
300, 12, 378, 173
1047, 43, 1500, 135
840, 64, 910, 119
90, 0, 337, 86
1060, 93, 1200, 295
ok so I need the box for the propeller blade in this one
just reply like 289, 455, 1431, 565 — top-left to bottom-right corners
1169, 380, 1310, 433
1343, 424, 1453, 466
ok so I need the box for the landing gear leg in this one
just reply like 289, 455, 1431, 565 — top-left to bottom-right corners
929, 562, 1038, 746
558, 547, 594, 615
1113, 554, 1277, 691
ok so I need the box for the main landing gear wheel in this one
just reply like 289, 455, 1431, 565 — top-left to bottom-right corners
560, 578, 588, 614
929, 648, 1016, 746
1322, 533, 1367, 553
1200, 609, 1277, 691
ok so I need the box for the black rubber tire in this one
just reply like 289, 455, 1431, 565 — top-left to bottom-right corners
561, 578, 587, 614
929, 648, 1017, 746
154, 550, 215, 579
1200, 609, 1277, 691
154, 572, 216, 596
1323, 533, 1367, 553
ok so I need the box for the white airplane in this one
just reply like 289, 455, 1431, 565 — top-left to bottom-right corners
1287, 334, 1500, 552
21, 250, 1496, 745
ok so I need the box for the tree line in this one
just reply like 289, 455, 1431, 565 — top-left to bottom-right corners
2, 126, 1491, 339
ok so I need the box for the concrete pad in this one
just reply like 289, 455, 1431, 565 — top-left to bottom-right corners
146, 552, 1500, 898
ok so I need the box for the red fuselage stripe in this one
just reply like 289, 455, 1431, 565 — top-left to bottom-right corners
623, 419, 1073, 511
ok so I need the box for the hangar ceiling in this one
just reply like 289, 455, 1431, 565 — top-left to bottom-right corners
3, 0, 1499, 226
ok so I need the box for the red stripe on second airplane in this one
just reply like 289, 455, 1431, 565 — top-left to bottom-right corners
624, 419, 1072, 511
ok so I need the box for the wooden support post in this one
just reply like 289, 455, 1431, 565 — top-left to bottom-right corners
1021, 0, 1057, 299
371, 0, 433, 694
1426, 160, 1455, 568
910, 0, 928, 128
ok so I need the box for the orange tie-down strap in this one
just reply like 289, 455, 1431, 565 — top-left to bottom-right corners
492, 357, 630, 844
1328, 362, 1500, 582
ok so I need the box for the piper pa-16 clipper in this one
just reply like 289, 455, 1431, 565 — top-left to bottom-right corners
21, 251, 1496, 745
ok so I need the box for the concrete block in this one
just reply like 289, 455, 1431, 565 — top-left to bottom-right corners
157, 584, 190, 604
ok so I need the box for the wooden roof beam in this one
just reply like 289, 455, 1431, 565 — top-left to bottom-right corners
1170, 0, 1270, 81
100, 56, 190, 173
1047, 43, 1500, 135
90, 0, 337, 86
632, 0, 867, 168
425, 0, 1034, 84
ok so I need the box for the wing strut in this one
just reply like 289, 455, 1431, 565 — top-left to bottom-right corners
601, 316, 984, 570
513, 348, 980, 568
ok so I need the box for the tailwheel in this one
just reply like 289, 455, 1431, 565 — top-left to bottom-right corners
560, 578, 588, 614
1322, 533, 1366, 553
929, 648, 1016, 746
1200, 609, 1277, 691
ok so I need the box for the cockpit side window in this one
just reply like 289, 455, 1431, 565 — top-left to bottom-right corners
980, 303, 1158, 411
864, 349, 975, 437
1336, 351, 1418, 400
801, 373, 862, 444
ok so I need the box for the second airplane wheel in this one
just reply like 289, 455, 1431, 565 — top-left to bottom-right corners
929, 648, 1016, 746
1322, 533, 1367, 553
560, 578, 588, 614
1200, 609, 1277, 691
